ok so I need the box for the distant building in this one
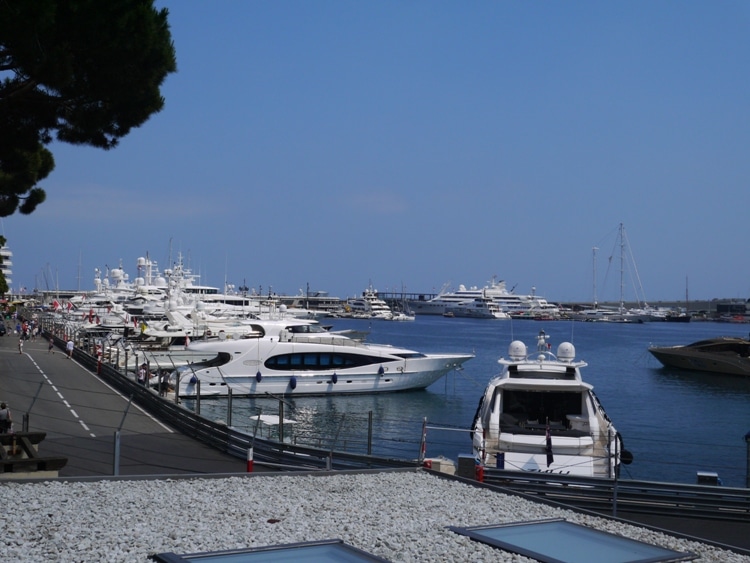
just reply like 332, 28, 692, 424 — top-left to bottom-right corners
715, 299, 749, 316
0, 245, 12, 288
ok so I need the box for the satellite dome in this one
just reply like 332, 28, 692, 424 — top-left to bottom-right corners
508, 341, 527, 360
557, 342, 576, 361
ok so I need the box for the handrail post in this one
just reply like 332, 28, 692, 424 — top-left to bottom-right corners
367, 411, 373, 455
227, 387, 233, 427
113, 430, 121, 476
745, 430, 750, 489
612, 428, 618, 518
418, 417, 427, 465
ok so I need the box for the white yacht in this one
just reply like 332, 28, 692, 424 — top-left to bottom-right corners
346, 286, 393, 319
444, 296, 509, 319
168, 318, 473, 397
409, 278, 558, 319
471, 330, 631, 477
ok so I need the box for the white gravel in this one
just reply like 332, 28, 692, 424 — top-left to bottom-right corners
0, 471, 747, 562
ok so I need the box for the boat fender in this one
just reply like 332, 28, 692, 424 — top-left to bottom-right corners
289, 376, 297, 390
256, 370, 262, 382
332, 372, 338, 384
617, 432, 634, 465
378, 365, 385, 375
190, 375, 198, 385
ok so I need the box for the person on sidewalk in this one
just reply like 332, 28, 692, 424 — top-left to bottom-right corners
48, 337, 54, 354
66, 339, 74, 359
0, 402, 12, 433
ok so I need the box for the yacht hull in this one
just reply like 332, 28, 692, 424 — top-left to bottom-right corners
179, 355, 471, 397
649, 338, 750, 376
173, 336, 473, 397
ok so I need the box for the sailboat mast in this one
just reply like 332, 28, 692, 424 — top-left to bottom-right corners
592, 247, 598, 308
619, 222, 625, 312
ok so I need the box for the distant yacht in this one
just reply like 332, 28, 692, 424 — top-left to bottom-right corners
444, 296, 509, 319
346, 286, 393, 319
409, 278, 558, 319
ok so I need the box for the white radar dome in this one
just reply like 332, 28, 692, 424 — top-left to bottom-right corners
557, 342, 576, 361
508, 341, 527, 361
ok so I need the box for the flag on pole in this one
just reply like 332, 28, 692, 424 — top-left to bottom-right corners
545, 419, 554, 467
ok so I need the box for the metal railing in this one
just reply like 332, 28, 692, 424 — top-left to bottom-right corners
482, 467, 750, 522
46, 332, 417, 472
37, 324, 750, 524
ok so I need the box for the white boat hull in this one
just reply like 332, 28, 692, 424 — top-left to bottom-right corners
177, 353, 472, 397
168, 321, 473, 397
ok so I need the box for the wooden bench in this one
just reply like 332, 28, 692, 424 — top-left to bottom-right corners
0, 432, 68, 476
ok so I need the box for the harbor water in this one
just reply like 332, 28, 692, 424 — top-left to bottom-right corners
188, 316, 750, 487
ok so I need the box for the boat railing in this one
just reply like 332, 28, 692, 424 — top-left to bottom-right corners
39, 328, 418, 473
289, 335, 361, 347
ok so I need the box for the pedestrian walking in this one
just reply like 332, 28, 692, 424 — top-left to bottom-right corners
66, 339, 74, 359
48, 337, 54, 354
0, 402, 12, 433
18, 337, 23, 354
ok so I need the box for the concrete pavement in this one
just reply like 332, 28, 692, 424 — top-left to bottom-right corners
0, 332, 249, 477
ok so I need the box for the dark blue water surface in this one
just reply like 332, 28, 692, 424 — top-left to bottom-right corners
192, 317, 750, 487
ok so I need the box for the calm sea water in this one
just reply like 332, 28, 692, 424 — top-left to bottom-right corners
189, 316, 750, 487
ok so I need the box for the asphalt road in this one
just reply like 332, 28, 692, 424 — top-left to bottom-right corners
0, 331, 248, 477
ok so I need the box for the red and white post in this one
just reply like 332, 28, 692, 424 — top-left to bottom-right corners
246, 447, 254, 473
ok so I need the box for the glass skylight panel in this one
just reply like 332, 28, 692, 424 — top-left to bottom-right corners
449, 519, 696, 563
150, 539, 390, 563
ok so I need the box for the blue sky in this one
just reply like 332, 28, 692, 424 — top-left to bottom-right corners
4, 1, 749, 303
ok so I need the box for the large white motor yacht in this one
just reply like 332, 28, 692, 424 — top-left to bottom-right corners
409, 278, 558, 319
168, 318, 473, 397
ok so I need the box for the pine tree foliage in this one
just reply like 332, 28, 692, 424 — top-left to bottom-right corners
0, 0, 177, 216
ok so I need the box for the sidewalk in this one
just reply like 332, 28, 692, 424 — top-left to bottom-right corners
0, 333, 249, 477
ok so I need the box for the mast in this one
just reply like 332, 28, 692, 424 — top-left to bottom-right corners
592, 247, 598, 308
619, 222, 625, 313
